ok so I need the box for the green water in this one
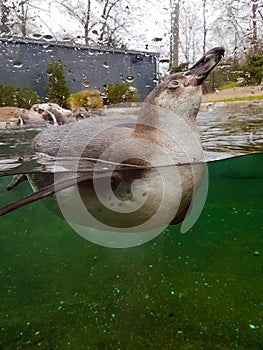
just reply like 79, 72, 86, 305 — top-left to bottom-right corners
0, 153, 262, 349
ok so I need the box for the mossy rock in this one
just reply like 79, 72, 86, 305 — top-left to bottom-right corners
67, 90, 103, 110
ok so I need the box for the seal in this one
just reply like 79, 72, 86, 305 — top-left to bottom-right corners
0, 47, 225, 232
30, 103, 74, 125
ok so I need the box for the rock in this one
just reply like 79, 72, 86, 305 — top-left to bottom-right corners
67, 90, 103, 110
0, 106, 45, 126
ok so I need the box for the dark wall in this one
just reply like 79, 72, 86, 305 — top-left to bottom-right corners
0, 38, 159, 100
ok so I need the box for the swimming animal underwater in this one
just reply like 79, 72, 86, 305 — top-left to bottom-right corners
0, 47, 225, 236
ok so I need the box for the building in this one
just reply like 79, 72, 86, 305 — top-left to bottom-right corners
0, 37, 159, 101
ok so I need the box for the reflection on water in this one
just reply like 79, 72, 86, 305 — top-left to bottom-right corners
0, 105, 263, 348
0, 105, 263, 174
198, 105, 263, 156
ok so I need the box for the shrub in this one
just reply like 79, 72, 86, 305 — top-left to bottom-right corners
105, 81, 139, 105
202, 66, 233, 93
0, 83, 40, 108
46, 60, 70, 108
170, 62, 189, 74
67, 90, 103, 110
240, 53, 263, 86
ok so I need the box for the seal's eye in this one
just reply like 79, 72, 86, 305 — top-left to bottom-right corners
168, 80, 179, 90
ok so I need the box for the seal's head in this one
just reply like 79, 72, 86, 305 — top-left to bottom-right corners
143, 47, 225, 119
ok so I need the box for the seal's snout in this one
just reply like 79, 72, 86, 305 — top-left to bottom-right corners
206, 46, 225, 64
185, 46, 225, 85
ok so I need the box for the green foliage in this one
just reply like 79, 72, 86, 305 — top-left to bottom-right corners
170, 62, 189, 74
202, 65, 234, 93
105, 82, 139, 105
218, 81, 238, 90
212, 95, 263, 103
46, 60, 70, 108
0, 83, 40, 108
240, 53, 263, 86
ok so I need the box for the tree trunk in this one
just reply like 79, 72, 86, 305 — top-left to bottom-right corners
21, 1, 27, 37
84, 0, 91, 45
170, 0, 179, 69
0, 0, 10, 34
202, 0, 207, 55
251, 0, 258, 52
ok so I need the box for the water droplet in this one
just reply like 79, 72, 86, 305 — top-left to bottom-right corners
31, 33, 42, 40
254, 251, 261, 256
126, 75, 134, 83
62, 37, 72, 42
103, 61, 109, 69
82, 79, 90, 88
152, 37, 163, 42
13, 61, 23, 68
43, 34, 53, 42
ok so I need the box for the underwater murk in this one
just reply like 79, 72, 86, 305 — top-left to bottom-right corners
0, 106, 263, 349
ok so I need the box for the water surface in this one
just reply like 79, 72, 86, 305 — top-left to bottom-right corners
0, 105, 262, 349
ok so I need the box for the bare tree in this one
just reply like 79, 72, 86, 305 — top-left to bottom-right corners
56, 0, 127, 47
0, 0, 45, 37
57, 0, 91, 44
98, 0, 122, 45
13, 0, 29, 36
179, 0, 200, 63
212, 0, 263, 59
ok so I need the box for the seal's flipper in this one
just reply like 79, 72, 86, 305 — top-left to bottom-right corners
7, 174, 27, 191
0, 170, 125, 217
170, 203, 192, 225
0, 175, 91, 216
